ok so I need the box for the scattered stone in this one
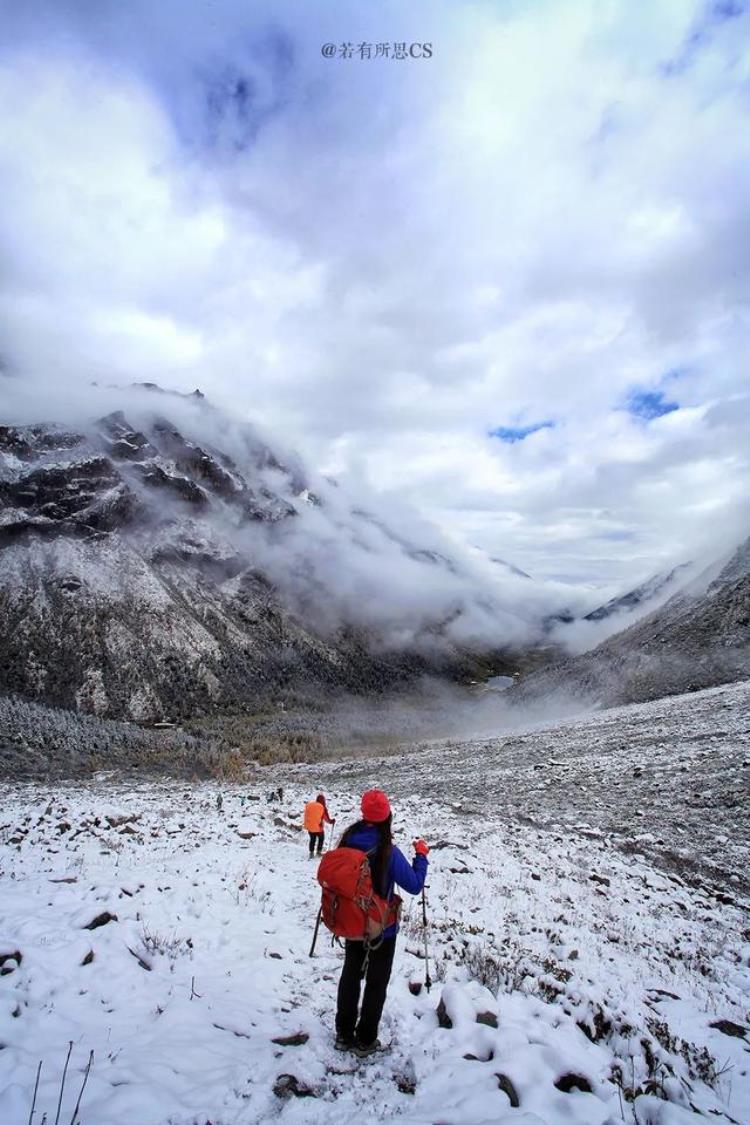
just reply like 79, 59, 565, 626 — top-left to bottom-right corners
531, 872, 541, 881
555, 1073, 593, 1093
709, 1019, 747, 1039
49, 876, 77, 884
436, 997, 453, 1029
476, 1010, 499, 1028
271, 1032, 309, 1047
590, 874, 610, 888
84, 911, 118, 930
81, 950, 94, 966
56, 822, 71, 834
408, 981, 422, 996
273, 1074, 316, 1099
495, 1074, 520, 1106
568, 949, 579, 960
268, 952, 282, 960
0, 951, 22, 970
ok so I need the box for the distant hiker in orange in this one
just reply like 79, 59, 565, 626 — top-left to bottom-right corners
304, 793, 335, 858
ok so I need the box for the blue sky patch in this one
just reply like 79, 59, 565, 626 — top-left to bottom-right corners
489, 420, 554, 443
626, 390, 679, 421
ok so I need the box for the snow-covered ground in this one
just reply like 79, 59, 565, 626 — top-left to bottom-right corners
1, 684, 749, 1124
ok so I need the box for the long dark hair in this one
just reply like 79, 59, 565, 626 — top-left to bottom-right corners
339, 814, 393, 897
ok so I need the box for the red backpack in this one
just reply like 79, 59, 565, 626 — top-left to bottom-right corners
317, 847, 401, 942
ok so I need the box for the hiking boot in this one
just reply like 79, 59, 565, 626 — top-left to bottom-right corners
353, 1038, 381, 1058
334, 1035, 355, 1052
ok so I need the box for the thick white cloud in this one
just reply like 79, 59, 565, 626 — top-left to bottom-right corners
0, 0, 748, 595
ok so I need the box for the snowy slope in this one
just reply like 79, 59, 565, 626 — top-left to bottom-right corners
520, 537, 750, 706
1, 683, 748, 1124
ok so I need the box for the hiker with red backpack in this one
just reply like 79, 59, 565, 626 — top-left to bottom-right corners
316, 788, 429, 1057
303, 793, 335, 859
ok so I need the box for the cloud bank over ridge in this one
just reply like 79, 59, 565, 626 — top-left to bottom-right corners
0, 0, 748, 595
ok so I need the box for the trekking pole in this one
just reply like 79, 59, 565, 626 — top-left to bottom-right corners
421, 887, 432, 992
309, 906, 323, 958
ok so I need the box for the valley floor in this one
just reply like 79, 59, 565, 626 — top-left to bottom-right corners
0, 682, 748, 1123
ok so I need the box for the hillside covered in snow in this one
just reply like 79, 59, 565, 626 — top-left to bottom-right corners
517, 538, 750, 708
1, 681, 748, 1124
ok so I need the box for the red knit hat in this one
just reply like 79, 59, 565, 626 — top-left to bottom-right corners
361, 789, 391, 823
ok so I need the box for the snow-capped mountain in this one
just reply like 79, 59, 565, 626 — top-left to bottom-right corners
516, 537, 750, 706
583, 562, 694, 622
0, 385, 549, 720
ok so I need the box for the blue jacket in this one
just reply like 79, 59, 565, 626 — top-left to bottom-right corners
344, 825, 428, 938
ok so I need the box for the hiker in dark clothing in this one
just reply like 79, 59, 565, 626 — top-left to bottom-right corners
335, 788, 429, 1056
304, 793, 335, 858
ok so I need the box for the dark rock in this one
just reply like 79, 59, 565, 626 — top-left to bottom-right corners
554, 1073, 593, 1093
476, 1010, 498, 1028
271, 1032, 309, 1047
495, 1074, 520, 1106
0, 952, 22, 969
83, 911, 118, 930
589, 874, 610, 888
105, 813, 140, 828
273, 1074, 316, 1099
709, 1019, 747, 1039
408, 981, 422, 996
81, 950, 94, 966
436, 997, 453, 1029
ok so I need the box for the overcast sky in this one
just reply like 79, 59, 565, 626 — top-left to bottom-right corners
1, 0, 748, 593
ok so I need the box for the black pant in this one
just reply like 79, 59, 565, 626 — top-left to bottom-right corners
308, 831, 324, 856
335, 937, 396, 1046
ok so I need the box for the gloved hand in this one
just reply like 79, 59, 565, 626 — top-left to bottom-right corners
413, 839, 429, 856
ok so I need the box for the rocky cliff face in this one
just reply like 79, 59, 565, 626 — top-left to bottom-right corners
0, 390, 526, 720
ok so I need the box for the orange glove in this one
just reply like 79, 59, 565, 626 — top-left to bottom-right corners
413, 839, 429, 856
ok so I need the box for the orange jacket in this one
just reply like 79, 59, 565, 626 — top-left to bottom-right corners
304, 800, 333, 833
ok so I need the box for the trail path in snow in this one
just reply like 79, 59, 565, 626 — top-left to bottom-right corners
1, 681, 749, 1124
